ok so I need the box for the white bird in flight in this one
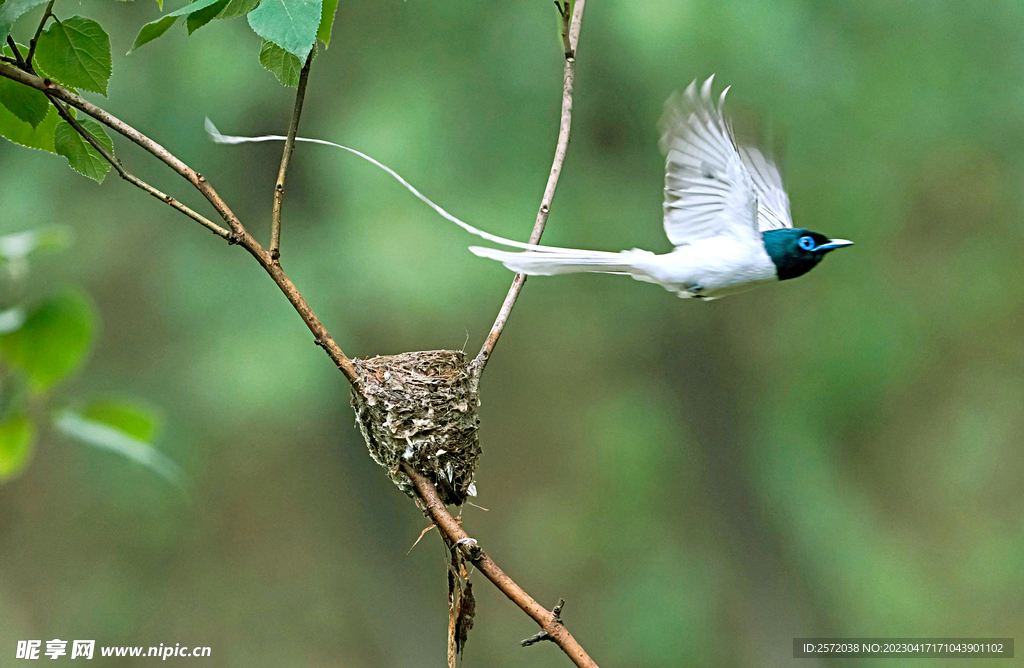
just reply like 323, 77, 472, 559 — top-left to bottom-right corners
206, 76, 851, 300
469, 76, 853, 299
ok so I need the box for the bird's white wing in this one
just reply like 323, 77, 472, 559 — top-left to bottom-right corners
659, 77, 759, 247
738, 144, 792, 230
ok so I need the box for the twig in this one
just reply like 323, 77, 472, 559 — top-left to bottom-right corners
26, 0, 56, 66
0, 60, 362, 385
0, 61, 246, 239
6, 36, 27, 68
402, 463, 599, 668
7, 41, 231, 261
556, 1, 573, 58
270, 50, 314, 262
48, 98, 231, 240
15, 29, 225, 240
470, 0, 586, 387
521, 599, 565, 646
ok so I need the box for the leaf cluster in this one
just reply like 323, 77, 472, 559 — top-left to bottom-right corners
0, 0, 338, 180
0, 228, 183, 489
129, 0, 338, 84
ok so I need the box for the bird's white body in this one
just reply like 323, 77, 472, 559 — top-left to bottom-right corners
636, 238, 778, 298
646, 238, 778, 298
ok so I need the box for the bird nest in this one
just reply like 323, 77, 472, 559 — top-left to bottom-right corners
350, 350, 480, 506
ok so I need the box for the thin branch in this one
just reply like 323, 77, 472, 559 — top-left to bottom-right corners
48, 99, 231, 240
0, 61, 247, 240
26, 0, 56, 66
7, 43, 230, 250
521, 599, 565, 646
6, 36, 27, 68
470, 0, 586, 386
270, 50, 314, 261
557, 1, 573, 58
261, 258, 361, 384
402, 463, 600, 668
0, 60, 363, 385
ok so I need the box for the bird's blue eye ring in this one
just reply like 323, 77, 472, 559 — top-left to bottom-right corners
798, 235, 816, 251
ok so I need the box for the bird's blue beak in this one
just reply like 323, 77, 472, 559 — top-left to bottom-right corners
817, 239, 854, 251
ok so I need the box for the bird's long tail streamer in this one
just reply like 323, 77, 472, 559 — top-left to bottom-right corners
204, 119, 582, 255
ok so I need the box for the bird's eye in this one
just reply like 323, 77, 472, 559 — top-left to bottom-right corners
798, 235, 816, 251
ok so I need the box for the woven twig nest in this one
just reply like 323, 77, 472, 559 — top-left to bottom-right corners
350, 350, 481, 506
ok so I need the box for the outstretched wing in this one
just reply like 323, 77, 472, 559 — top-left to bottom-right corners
658, 77, 759, 247
738, 144, 792, 230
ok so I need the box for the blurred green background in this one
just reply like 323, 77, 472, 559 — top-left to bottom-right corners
2, 0, 1024, 665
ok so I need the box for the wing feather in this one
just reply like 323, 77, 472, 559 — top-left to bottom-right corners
738, 144, 793, 230
658, 77, 759, 247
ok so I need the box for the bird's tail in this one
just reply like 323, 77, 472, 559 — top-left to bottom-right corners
203, 120, 631, 270
468, 246, 640, 276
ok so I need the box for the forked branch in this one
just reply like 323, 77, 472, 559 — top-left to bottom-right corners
52, 97, 231, 240
0, 60, 361, 384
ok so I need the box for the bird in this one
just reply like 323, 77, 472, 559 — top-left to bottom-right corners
469, 76, 853, 299
205, 76, 851, 301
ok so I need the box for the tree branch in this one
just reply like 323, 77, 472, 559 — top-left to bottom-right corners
557, 0, 574, 58
0, 60, 362, 385
26, 0, 55, 67
470, 0, 586, 385
6, 36, 26, 67
0, 61, 247, 240
270, 50, 314, 262
402, 463, 600, 668
48, 98, 232, 240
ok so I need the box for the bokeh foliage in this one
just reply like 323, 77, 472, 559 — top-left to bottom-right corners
0, 227, 181, 488
2, 0, 1023, 666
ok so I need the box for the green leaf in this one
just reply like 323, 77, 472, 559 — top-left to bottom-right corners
247, 0, 320, 60
129, 15, 176, 52
0, 413, 35, 481
315, 0, 336, 46
258, 39, 302, 86
0, 226, 73, 261
216, 0, 260, 19
185, 0, 227, 34
54, 410, 186, 491
185, 0, 257, 32
0, 44, 50, 128
0, 291, 96, 393
0, 0, 48, 44
80, 399, 160, 443
129, 0, 225, 53
54, 117, 113, 182
0, 73, 49, 127
34, 16, 112, 95
0, 101, 59, 152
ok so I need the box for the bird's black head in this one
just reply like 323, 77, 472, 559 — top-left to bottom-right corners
762, 228, 853, 281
